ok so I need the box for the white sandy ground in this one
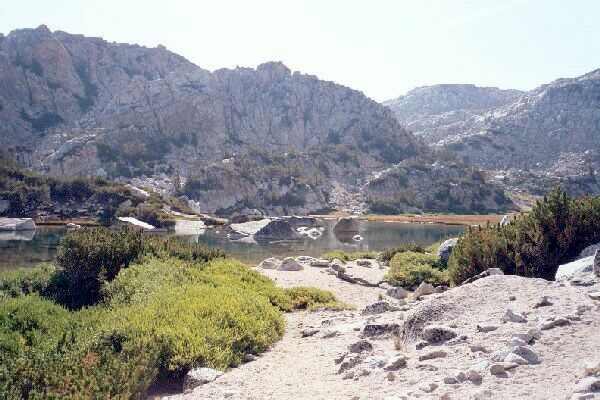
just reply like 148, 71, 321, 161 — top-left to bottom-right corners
163, 261, 600, 400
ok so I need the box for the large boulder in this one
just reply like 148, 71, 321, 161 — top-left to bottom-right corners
437, 238, 458, 264
0, 218, 36, 231
230, 218, 271, 236
174, 220, 206, 234
555, 256, 595, 282
333, 216, 360, 233
278, 257, 304, 271
254, 219, 299, 240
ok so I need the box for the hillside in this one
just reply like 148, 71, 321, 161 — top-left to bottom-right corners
385, 71, 600, 196
0, 26, 513, 215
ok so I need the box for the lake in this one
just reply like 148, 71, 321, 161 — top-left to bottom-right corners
0, 220, 466, 272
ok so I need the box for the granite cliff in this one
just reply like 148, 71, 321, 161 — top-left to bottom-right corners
385, 71, 600, 196
0, 26, 513, 215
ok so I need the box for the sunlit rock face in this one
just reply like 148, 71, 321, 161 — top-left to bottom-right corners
0, 26, 512, 215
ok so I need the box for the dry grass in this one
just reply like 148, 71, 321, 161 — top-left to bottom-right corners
310, 212, 516, 226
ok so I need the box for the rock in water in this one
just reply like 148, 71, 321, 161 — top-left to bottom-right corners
278, 257, 304, 271
0, 218, 36, 231
254, 219, 299, 240
437, 238, 458, 264
183, 367, 223, 392
333, 216, 360, 233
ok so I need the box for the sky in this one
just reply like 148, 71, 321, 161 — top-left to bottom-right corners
1, 0, 599, 102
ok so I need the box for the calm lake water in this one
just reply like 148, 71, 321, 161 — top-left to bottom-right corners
0, 220, 466, 272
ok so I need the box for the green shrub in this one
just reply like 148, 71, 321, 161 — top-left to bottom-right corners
385, 251, 446, 287
0, 264, 56, 299
379, 243, 426, 263
284, 287, 353, 311
319, 250, 377, 262
447, 188, 600, 284
55, 228, 227, 308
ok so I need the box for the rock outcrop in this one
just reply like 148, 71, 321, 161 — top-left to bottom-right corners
385, 71, 600, 197
0, 26, 513, 215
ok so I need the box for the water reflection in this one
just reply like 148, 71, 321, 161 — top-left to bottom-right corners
0, 220, 466, 271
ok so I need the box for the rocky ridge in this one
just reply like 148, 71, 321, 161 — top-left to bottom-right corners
385, 71, 600, 196
0, 26, 512, 215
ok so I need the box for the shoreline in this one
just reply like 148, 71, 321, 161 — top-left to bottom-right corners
310, 212, 514, 226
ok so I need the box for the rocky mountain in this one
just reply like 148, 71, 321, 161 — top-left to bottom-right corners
385, 71, 600, 196
0, 26, 513, 215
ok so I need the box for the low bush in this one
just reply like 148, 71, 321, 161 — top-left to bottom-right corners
283, 287, 353, 311
319, 250, 378, 262
447, 188, 600, 284
379, 243, 426, 263
385, 251, 446, 288
0, 264, 56, 299
54, 228, 227, 308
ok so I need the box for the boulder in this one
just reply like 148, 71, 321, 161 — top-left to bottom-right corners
501, 309, 527, 323
0, 218, 36, 231
579, 243, 600, 258
348, 340, 374, 354
500, 215, 512, 226
230, 218, 271, 236
284, 216, 322, 227
278, 257, 303, 271
421, 325, 457, 344
386, 286, 410, 300
333, 216, 360, 233
183, 367, 224, 392
413, 281, 436, 299
437, 238, 458, 264
310, 258, 330, 267
418, 349, 448, 361
174, 220, 206, 234
66, 223, 81, 229
361, 301, 399, 316
384, 355, 407, 370
572, 377, 600, 393
257, 257, 282, 269
254, 219, 299, 240
362, 323, 400, 337
356, 259, 372, 267
555, 256, 595, 282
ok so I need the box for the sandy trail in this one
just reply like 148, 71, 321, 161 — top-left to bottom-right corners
165, 261, 600, 400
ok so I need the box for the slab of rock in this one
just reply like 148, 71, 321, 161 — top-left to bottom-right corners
310, 258, 330, 267
183, 368, 224, 392
230, 219, 271, 236
278, 257, 303, 271
363, 323, 400, 337
421, 325, 457, 343
257, 257, 282, 269
437, 237, 458, 264
333, 216, 360, 233
361, 301, 399, 315
384, 355, 408, 370
502, 309, 527, 323
418, 349, 447, 361
413, 281, 436, 300
556, 256, 595, 282
254, 219, 299, 240
0, 217, 36, 231
174, 219, 206, 234
128, 185, 150, 200
356, 259, 372, 267
387, 286, 410, 300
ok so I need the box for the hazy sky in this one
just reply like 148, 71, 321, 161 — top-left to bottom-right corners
2, 0, 599, 101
